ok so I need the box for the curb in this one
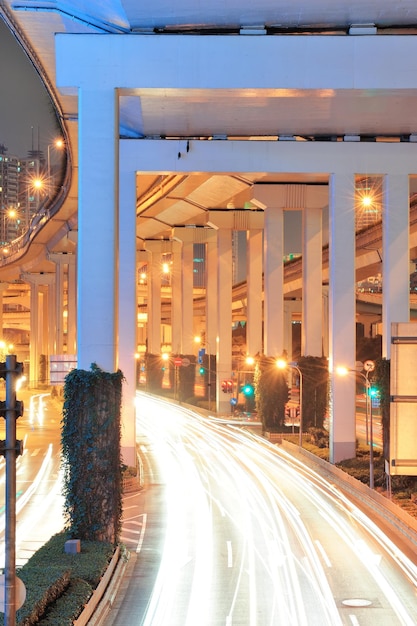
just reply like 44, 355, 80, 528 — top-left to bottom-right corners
74, 547, 130, 626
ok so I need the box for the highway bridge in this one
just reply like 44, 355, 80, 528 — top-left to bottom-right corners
2, 2, 417, 466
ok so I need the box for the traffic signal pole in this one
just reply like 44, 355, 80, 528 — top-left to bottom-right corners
0, 355, 24, 626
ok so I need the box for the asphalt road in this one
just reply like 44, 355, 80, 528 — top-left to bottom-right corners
102, 393, 417, 626
0, 387, 65, 568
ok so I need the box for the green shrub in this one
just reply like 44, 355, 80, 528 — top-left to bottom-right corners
37, 579, 93, 625
0, 532, 115, 626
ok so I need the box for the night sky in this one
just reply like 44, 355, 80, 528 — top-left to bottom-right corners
0, 18, 59, 159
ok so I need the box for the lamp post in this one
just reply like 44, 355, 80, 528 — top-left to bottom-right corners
276, 359, 303, 447
336, 360, 375, 488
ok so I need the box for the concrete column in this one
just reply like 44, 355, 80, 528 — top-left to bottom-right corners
48, 280, 56, 356
206, 235, 218, 352
246, 228, 263, 357
171, 240, 182, 354
328, 173, 356, 463
251, 185, 285, 357
77, 87, 118, 372
118, 159, 137, 467
382, 174, 410, 359
0, 283, 9, 339
137, 249, 149, 351
55, 256, 65, 354
67, 256, 77, 356
322, 288, 329, 358
302, 187, 327, 356
48, 252, 76, 356
180, 238, 195, 354
217, 228, 233, 413
144, 241, 163, 355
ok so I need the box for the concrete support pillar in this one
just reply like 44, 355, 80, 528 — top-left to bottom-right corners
302, 187, 327, 356
118, 158, 138, 467
48, 252, 76, 356
217, 228, 233, 413
67, 256, 77, 355
48, 280, 56, 356
206, 236, 218, 352
179, 238, 195, 354
328, 173, 356, 463
206, 212, 237, 413
170, 240, 182, 354
144, 241, 163, 355
246, 228, 263, 357
382, 174, 410, 359
251, 185, 285, 357
77, 87, 118, 372
137, 249, 149, 351
0, 283, 9, 340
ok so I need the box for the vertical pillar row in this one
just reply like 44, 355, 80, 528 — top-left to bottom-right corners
21, 273, 54, 387
48, 252, 76, 356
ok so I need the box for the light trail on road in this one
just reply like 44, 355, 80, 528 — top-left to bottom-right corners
135, 393, 417, 626
0, 390, 64, 567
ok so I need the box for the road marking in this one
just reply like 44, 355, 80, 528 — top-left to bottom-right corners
227, 540, 233, 567
315, 539, 332, 567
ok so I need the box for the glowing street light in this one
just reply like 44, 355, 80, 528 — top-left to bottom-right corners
276, 359, 303, 447
47, 138, 64, 180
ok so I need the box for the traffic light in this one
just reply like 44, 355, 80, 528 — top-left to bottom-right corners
199, 366, 205, 375
222, 380, 228, 393
242, 383, 254, 397
227, 380, 233, 394
368, 386, 378, 397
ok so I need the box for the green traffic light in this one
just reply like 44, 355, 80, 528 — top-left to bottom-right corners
199, 366, 205, 375
242, 384, 254, 396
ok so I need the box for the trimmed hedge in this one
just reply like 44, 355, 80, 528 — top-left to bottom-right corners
0, 532, 115, 626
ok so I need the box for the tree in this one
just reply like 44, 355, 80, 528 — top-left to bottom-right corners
61, 364, 124, 544
255, 355, 289, 432
374, 357, 390, 460
297, 356, 329, 429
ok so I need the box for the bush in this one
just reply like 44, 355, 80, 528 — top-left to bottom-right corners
0, 532, 116, 626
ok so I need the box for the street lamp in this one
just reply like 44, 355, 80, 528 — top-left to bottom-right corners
336, 360, 375, 488
47, 138, 64, 181
276, 359, 303, 448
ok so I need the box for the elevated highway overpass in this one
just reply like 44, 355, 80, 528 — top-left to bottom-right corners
2, 2, 417, 465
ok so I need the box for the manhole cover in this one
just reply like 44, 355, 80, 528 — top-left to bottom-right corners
342, 599, 373, 608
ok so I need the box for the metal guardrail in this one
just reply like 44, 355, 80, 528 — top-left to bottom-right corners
279, 438, 417, 553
